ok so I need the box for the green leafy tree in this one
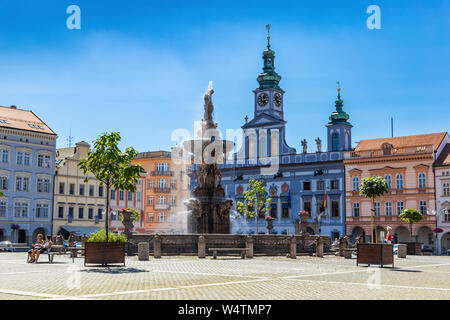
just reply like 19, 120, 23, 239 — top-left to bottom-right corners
236, 179, 272, 233
399, 208, 424, 241
359, 176, 389, 243
79, 132, 145, 242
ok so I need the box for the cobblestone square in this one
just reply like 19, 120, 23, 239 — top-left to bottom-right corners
0, 252, 449, 300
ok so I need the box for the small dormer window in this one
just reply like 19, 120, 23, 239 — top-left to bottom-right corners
382, 143, 393, 155
28, 124, 44, 130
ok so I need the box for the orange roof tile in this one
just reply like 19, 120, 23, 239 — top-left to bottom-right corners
436, 144, 450, 166
355, 132, 447, 152
0, 105, 56, 136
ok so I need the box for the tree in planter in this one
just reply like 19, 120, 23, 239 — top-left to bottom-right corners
399, 208, 424, 242
236, 179, 272, 234
79, 132, 145, 242
359, 176, 389, 243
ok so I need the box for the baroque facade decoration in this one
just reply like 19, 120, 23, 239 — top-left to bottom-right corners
0, 105, 57, 244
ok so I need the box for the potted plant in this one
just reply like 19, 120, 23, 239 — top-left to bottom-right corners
265, 215, 275, 234
357, 176, 393, 267
119, 208, 141, 237
85, 229, 127, 266
399, 208, 424, 255
79, 132, 145, 266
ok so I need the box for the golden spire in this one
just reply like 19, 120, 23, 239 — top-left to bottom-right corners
266, 24, 271, 49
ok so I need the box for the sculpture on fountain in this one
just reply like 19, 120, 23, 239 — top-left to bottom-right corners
184, 82, 234, 234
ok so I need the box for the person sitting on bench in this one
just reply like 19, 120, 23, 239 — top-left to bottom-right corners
35, 235, 52, 263
28, 234, 44, 263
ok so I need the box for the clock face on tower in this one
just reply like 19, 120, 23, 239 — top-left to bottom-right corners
258, 93, 269, 106
274, 93, 282, 107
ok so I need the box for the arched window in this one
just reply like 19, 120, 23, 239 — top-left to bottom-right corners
384, 175, 392, 189
396, 174, 404, 190
418, 173, 426, 189
271, 135, 279, 156
352, 177, 360, 192
259, 136, 267, 158
248, 138, 255, 158
331, 133, 340, 151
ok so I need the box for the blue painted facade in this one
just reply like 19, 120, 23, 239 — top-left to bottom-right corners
0, 106, 57, 244
189, 37, 353, 238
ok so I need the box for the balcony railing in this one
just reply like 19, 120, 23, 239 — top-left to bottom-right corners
151, 171, 174, 177
346, 145, 434, 159
153, 188, 171, 193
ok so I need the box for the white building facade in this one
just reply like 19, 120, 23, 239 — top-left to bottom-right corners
0, 105, 57, 244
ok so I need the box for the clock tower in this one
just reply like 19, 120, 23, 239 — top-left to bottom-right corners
253, 25, 285, 120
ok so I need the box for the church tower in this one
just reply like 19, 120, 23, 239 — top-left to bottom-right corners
241, 25, 296, 160
325, 84, 353, 151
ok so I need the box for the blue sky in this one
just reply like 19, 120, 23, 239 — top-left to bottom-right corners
0, 0, 448, 152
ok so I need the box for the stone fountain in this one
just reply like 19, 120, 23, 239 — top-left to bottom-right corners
183, 82, 234, 234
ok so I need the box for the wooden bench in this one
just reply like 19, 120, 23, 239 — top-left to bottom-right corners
26, 246, 75, 264
208, 248, 250, 259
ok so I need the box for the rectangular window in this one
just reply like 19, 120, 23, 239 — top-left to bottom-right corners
160, 179, 167, 189
68, 207, 74, 221
97, 209, 103, 220
137, 191, 141, 202
79, 184, 85, 196
419, 201, 427, 215
58, 206, 64, 218
128, 191, 133, 201
69, 183, 75, 195
385, 202, 392, 216
331, 200, 339, 217
14, 202, 28, 217
37, 154, 51, 168
89, 185, 94, 196
330, 180, 339, 190
16, 152, 23, 165
303, 182, 311, 191
148, 180, 154, 189
1, 149, 9, 163
443, 183, 450, 196
170, 196, 176, 206
148, 213, 154, 223
0, 176, 8, 190
15, 177, 29, 192
396, 201, 404, 216
270, 203, 277, 218
316, 181, 325, 191
158, 196, 166, 205
374, 202, 380, 216
353, 203, 360, 217
36, 204, 49, 218
148, 196, 154, 205
281, 203, 289, 218
303, 201, 312, 214
59, 182, 65, 194
110, 189, 116, 200
158, 212, 166, 223
24, 153, 30, 166
78, 207, 84, 219
119, 190, 124, 201
0, 201, 6, 217
169, 213, 176, 223
98, 185, 104, 197
88, 208, 94, 219
37, 178, 50, 193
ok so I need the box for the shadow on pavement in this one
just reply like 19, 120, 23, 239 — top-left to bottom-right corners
80, 267, 149, 274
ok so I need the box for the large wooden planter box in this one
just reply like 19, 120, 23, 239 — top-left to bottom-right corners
357, 244, 394, 268
400, 242, 422, 255
84, 242, 126, 266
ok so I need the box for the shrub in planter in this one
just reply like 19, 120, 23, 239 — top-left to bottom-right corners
85, 230, 126, 266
